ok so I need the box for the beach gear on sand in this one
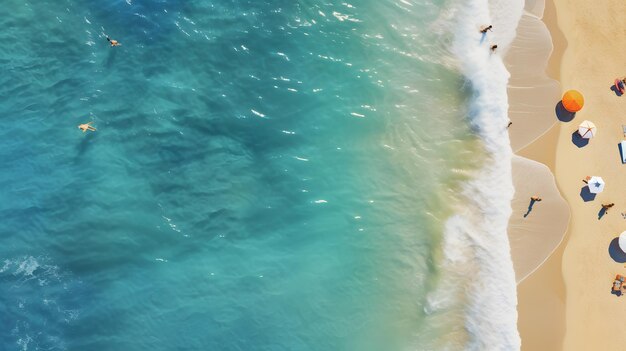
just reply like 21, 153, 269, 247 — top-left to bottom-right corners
587, 176, 605, 193
578, 120, 596, 139
612, 274, 625, 295
577, 120, 596, 138
620, 141, 626, 163
562, 90, 584, 112
615, 79, 625, 94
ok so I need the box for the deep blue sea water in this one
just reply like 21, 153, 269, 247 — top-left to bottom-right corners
0, 1, 500, 350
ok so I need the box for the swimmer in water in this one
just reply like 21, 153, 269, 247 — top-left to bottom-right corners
479, 25, 493, 33
106, 36, 120, 46
78, 122, 97, 132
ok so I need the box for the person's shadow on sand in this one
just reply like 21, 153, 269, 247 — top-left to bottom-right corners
523, 198, 539, 217
598, 207, 608, 219
611, 84, 623, 97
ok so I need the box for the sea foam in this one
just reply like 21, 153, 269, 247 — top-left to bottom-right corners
432, 0, 524, 349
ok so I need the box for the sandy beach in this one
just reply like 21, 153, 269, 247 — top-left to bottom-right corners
505, 0, 569, 349
507, 0, 626, 349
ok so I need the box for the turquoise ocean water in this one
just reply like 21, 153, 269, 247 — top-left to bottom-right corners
0, 0, 518, 350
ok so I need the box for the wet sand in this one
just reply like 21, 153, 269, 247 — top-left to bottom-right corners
504, 0, 570, 349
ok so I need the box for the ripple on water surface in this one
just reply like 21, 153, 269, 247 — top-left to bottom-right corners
0, 0, 483, 350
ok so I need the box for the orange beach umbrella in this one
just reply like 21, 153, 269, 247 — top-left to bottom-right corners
562, 90, 584, 112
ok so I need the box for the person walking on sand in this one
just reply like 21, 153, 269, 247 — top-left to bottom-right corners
490, 44, 498, 52
524, 196, 542, 217
602, 203, 615, 212
106, 36, 121, 47
507, 121, 512, 128
619, 77, 626, 93
479, 25, 493, 33
78, 122, 96, 133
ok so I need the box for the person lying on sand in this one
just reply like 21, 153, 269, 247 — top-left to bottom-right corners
78, 122, 96, 132
106, 37, 121, 47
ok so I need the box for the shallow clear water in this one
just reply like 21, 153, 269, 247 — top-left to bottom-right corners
0, 0, 489, 350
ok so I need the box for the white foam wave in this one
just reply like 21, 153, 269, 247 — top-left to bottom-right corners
14, 256, 40, 276
2, 256, 78, 350
251, 109, 266, 118
430, 0, 524, 349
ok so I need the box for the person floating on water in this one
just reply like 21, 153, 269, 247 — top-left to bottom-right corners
490, 44, 498, 52
106, 36, 121, 47
78, 122, 97, 133
479, 25, 493, 33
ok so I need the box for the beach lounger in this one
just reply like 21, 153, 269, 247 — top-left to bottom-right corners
623, 125, 626, 137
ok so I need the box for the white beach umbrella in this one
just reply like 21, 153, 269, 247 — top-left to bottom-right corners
588, 176, 605, 193
619, 231, 626, 252
578, 120, 597, 139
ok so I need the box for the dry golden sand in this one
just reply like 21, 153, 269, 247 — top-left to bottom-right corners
508, 0, 626, 349
553, 0, 626, 349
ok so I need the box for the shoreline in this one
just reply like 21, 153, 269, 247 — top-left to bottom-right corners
503, 0, 568, 291
503, 0, 570, 349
